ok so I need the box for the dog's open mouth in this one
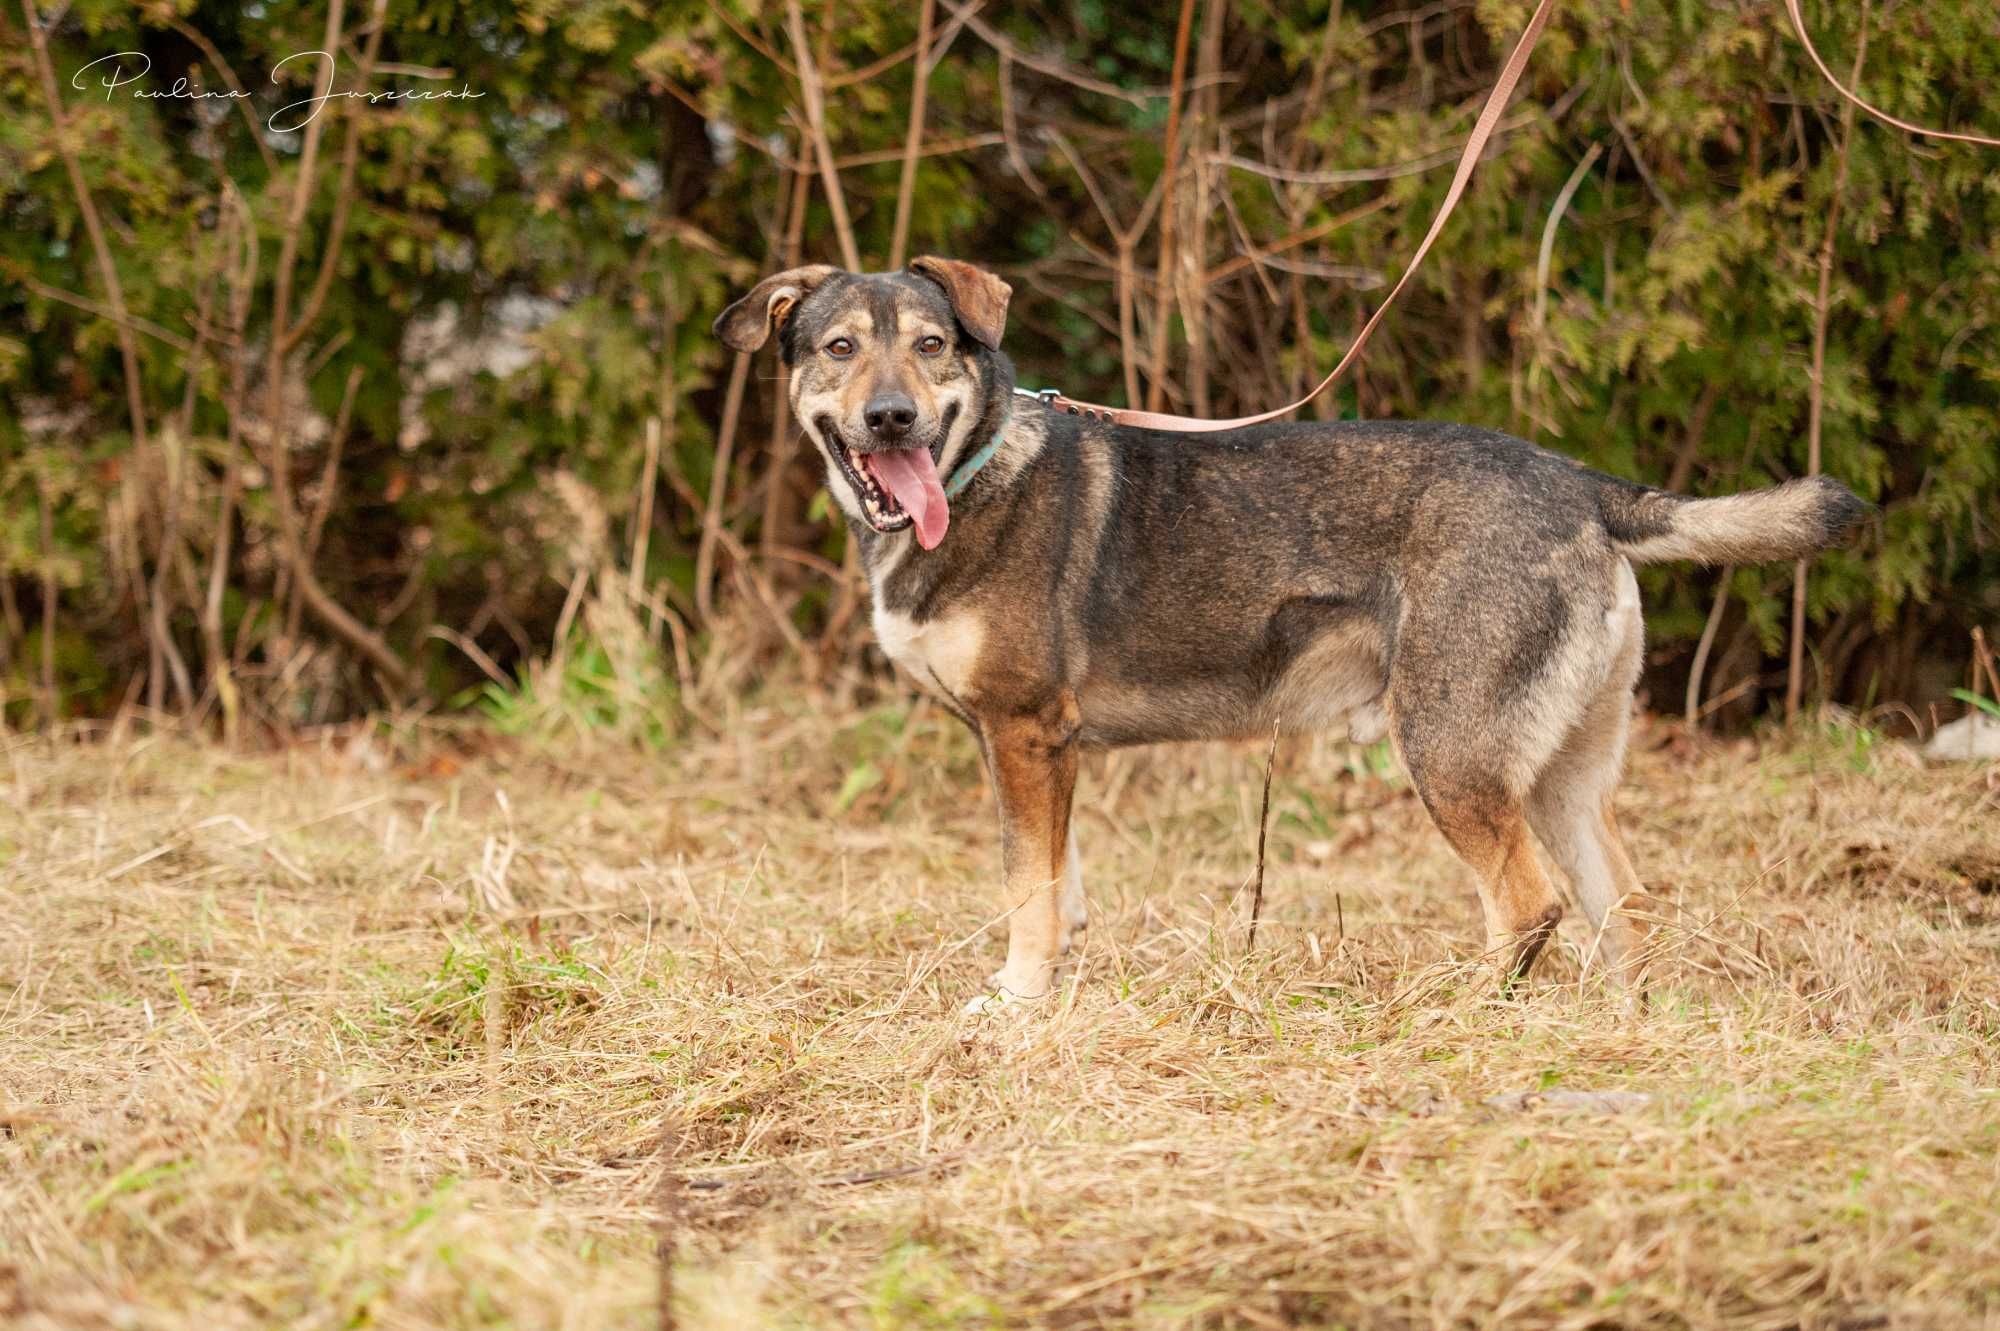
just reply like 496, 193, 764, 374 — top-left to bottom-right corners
824, 430, 952, 550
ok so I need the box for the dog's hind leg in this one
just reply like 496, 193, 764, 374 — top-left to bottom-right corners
1440, 796, 1564, 992
1526, 590, 1651, 985
1394, 717, 1563, 992
1528, 776, 1650, 985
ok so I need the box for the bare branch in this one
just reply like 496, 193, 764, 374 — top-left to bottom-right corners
1143, 0, 1199, 412
835, 132, 1004, 170
827, 37, 919, 90
695, 353, 752, 625
937, 0, 1154, 107
1788, 1, 1868, 721
703, 0, 794, 78
784, 0, 861, 271
1203, 195, 1393, 286
165, 16, 279, 175
996, 51, 1048, 202
761, 161, 814, 559
21, 0, 173, 706
0, 259, 194, 352
203, 184, 257, 742
284, 0, 389, 354
1687, 567, 1735, 729
19, 1, 150, 454
889, 0, 937, 268
260, 0, 412, 695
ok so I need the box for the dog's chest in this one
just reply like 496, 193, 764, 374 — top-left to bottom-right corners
872, 602, 985, 702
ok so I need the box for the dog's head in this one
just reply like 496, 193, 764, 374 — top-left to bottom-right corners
714, 258, 1013, 550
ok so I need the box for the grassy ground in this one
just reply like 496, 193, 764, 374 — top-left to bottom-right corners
3, 696, 1998, 1329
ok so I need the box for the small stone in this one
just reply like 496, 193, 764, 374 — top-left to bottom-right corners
1484, 1089, 1653, 1115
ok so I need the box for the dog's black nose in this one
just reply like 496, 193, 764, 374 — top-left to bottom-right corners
864, 392, 917, 440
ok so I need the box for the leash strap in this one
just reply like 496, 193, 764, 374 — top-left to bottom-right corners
1781, 0, 2000, 149
1043, 0, 1562, 433
1040, 0, 1998, 435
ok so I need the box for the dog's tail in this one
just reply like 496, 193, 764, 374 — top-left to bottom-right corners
1596, 474, 1870, 566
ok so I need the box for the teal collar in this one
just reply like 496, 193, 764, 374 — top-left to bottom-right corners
944, 387, 1053, 498
943, 411, 1009, 499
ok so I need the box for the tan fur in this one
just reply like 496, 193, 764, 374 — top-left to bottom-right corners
1438, 802, 1566, 985
1082, 620, 1385, 743
984, 695, 1081, 1000
1524, 569, 1652, 980
1256, 620, 1386, 736
1347, 702, 1388, 745
1501, 555, 1643, 795
873, 604, 985, 703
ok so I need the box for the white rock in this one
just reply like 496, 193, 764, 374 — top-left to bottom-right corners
1484, 1089, 1653, 1115
1922, 712, 2000, 762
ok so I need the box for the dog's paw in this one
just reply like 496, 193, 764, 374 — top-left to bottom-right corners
957, 978, 1071, 1049
960, 973, 1054, 1020
958, 988, 1042, 1045
959, 989, 1020, 1020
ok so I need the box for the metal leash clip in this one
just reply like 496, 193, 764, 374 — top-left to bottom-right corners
1015, 385, 1113, 423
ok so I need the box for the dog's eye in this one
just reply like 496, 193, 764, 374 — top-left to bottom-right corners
917, 334, 945, 356
826, 337, 855, 359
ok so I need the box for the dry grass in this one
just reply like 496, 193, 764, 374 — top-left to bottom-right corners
3, 698, 1999, 1329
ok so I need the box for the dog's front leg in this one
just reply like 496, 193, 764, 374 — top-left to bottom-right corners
1057, 824, 1088, 952
979, 696, 1081, 1004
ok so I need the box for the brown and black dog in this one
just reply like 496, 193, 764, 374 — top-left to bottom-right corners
716, 258, 1868, 1010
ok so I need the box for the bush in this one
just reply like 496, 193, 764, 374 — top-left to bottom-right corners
2, 0, 1995, 728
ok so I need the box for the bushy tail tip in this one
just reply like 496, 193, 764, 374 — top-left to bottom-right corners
1602, 475, 1870, 566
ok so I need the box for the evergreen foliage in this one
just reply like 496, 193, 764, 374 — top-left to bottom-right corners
1, 0, 1994, 725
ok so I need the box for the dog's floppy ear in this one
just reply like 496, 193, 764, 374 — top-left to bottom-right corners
908, 256, 1012, 351
713, 264, 838, 353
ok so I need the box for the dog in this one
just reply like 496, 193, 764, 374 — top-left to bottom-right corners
715, 258, 1869, 1009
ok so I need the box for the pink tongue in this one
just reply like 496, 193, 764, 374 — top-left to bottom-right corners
864, 447, 950, 550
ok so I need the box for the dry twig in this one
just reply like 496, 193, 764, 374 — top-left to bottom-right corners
1143, 0, 1200, 413
783, 0, 862, 271
888, 0, 938, 268
1787, 3, 1868, 721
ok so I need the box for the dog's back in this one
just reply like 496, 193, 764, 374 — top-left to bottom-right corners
1055, 418, 1864, 745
